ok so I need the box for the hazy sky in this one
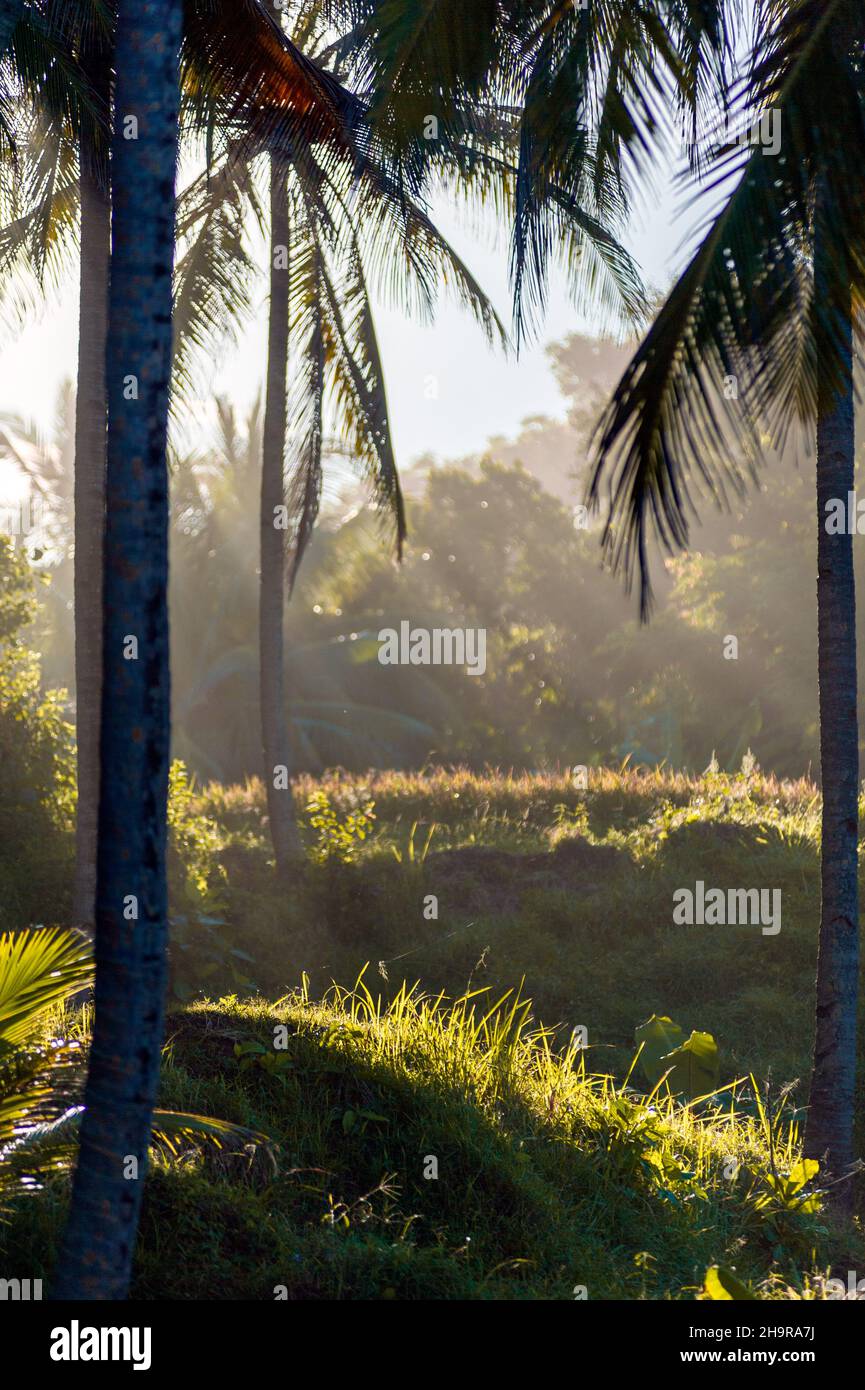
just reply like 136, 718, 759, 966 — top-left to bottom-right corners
0, 169, 682, 469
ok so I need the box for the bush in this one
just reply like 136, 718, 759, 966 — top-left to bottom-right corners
0, 538, 74, 928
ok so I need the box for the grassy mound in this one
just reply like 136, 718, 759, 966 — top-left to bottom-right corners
178, 763, 860, 1133
3, 983, 860, 1300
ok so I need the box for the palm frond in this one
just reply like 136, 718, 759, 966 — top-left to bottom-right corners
148, 1108, 273, 1160
588, 0, 865, 618
172, 145, 265, 410
0, 928, 93, 1048
0, 111, 80, 328
286, 227, 326, 588
181, 0, 365, 173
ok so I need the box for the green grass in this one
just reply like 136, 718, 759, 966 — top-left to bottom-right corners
187, 763, 854, 1123
2, 981, 860, 1300
3, 761, 862, 1300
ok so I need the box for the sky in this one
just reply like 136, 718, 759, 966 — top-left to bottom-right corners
0, 166, 684, 472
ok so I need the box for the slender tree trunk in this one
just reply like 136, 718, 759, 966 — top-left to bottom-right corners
72, 115, 110, 929
51, 0, 181, 1300
260, 158, 302, 875
804, 226, 859, 1202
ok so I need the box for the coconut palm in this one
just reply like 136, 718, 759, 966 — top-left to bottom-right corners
4, 2, 651, 884
322, 0, 735, 336
0, 926, 267, 1212
258, 2, 500, 872
588, 0, 865, 1197
71, 15, 111, 928
0, 0, 497, 887
49, 0, 183, 1300
175, 0, 655, 872
0, 0, 424, 918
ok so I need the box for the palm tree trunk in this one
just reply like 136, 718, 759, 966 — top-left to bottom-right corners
804, 227, 859, 1201
260, 159, 302, 875
72, 110, 110, 929
51, 0, 181, 1300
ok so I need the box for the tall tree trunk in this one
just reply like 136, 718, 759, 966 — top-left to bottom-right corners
804, 226, 859, 1202
72, 85, 110, 929
51, 0, 181, 1300
260, 158, 302, 876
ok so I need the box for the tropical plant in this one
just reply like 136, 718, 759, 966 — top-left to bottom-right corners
323, 0, 736, 335
0, 926, 95, 1208
0, 0, 430, 917
0, 927, 268, 1211
174, 0, 510, 875
50, 0, 183, 1301
304, 787, 376, 865
588, 0, 865, 1200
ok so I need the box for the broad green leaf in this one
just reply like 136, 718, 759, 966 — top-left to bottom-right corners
703, 1266, 756, 1301
634, 1014, 683, 1087
662, 1030, 720, 1100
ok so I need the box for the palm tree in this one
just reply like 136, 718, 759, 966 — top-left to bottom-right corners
175, 1, 513, 875
50, 0, 183, 1300
6, 2, 650, 885
324, 0, 730, 338
2, 0, 422, 919
260, 3, 303, 867
587, 0, 865, 1198
72, 17, 111, 927
261, 155, 303, 869
251, 0, 655, 874
254, 1, 497, 872
0, 926, 267, 1210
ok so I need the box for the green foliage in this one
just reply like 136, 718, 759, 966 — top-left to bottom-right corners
736, 1082, 828, 1262
185, 763, 826, 1114
169, 913, 257, 1004
389, 819, 437, 866
0, 537, 73, 928
702, 1265, 757, 1301
0, 927, 92, 1209
635, 1016, 720, 1101
3, 982, 853, 1300
21, 338, 862, 785
167, 759, 226, 913
165, 759, 260, 1003
740, 1158, 825, 1262
304, 789, 376, 865
661, 1032, 720, 1101
0, 926, 267, 1211
0, 926, 92, 1047
634, 1014, 684, 1086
